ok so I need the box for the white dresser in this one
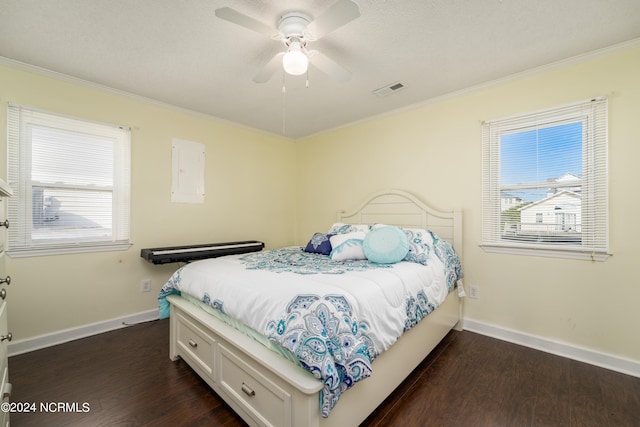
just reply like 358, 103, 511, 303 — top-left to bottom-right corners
0, 179, 13, 427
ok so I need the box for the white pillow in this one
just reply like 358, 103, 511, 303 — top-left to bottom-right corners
329, 231, 367, 261
328, 222, 371, 235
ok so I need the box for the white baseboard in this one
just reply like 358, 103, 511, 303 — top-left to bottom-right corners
8, 311, 639, 379
8, 309, 159, 357
463, 318, 640, 378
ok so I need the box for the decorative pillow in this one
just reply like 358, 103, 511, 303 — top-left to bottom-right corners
329, 231, 367, 261
328, 222, 371, 235
402, 228, 435, 265
363, 226, 409, 264
431, 232, 464, 289
303, 232, 333, 255
371, 223, 389, 229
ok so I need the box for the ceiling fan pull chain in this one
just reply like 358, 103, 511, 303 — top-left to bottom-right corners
282, 72, 287, 134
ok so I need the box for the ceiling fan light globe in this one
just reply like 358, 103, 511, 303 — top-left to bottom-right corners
282, 50, 308, 75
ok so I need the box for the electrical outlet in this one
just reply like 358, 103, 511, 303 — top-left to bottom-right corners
469, 285, 480, 299
141, 279, 152, 293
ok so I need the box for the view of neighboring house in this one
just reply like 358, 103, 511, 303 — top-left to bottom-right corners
502, 173, 582, 242
544, 172, 582, 196
520, 190, 581, 232
501, 194, 524, 211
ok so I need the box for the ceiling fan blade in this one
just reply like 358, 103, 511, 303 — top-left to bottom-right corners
308, 50, 351, 82
305, 0, 360, 40
253, 52, 285, 83
215, 7, 275, 37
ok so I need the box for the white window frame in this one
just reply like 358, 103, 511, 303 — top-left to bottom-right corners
481, 97, 609, 261
7, 104, 132, 257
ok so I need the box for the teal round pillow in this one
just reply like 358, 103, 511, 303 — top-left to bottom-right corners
363, 226, 409, 264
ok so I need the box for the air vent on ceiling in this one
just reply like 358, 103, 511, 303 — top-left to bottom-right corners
373, 82, 405, 97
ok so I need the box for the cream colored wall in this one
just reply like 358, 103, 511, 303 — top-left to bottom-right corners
295, 45, 640, 362
0, 64, 297, 340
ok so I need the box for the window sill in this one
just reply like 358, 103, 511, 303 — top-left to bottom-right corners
480, 244, 610, 262
7, 241, 132, 258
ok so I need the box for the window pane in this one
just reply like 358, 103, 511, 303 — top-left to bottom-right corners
499, 122, 583, 244
500, 122, 582, 193
32, 187, 112, 241
32, 127, 114, 187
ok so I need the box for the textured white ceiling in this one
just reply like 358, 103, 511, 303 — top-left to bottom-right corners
1, 0, 639, 139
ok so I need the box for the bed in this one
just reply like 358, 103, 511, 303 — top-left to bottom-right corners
159, 189, 463, 427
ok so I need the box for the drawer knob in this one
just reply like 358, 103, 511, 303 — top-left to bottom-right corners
188, 338, 198, 348
0, 219, 8, 229
0, 276, 10, 286
0, 332, 12, 342
241, 382, 255, 397
0, 289, 5, 300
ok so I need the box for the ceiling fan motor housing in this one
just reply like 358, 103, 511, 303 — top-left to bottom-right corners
278, 12, 311, 44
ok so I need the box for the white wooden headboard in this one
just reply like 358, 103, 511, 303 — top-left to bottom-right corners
337, 189, 463, 256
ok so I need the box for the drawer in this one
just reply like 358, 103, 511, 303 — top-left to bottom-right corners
219, 343, 292, 427
0, 300, 8, 427
0, 198, 5, 253
175, 311, 216, 379
0, 301, 7, 380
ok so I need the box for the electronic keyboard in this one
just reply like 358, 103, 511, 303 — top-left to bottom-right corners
140, 240, 264, 264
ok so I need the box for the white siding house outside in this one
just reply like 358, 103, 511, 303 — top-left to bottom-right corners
501, 173, 583, 243
519, 190, 582, 233
501, 194, 524, 211
545, 172, 581, 197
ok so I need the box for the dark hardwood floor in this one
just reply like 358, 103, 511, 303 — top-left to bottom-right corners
8, 319, 640, 426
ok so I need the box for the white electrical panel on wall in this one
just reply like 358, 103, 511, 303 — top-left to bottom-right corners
171, 138, 205, 204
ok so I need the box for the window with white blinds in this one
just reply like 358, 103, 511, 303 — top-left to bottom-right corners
481, 97, 609, 261
7, 104, 131, 257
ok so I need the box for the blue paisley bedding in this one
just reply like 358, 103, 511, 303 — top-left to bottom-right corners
159, 237, 462, 417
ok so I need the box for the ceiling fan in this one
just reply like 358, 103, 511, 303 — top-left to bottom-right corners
214, 0, 360, 83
